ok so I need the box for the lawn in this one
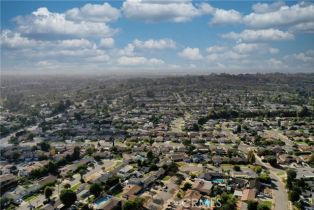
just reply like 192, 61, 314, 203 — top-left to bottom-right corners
23, 193, 39, 202
163, 176, 171, 181
276, 171, 286, 176
71, 183, 81, 191
260, 201, 272, 209
115, 191, 123, 198
176, 162, 186, 167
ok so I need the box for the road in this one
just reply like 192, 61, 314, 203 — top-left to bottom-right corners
174, 93, 185, 106
17, 174, 81, 210
0, 125, 40, 147
239, 143, 290, 210
255, 154, 290, 210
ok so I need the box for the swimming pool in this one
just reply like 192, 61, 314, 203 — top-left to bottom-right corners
94, 195, 112, 207
211, 179, 224, 183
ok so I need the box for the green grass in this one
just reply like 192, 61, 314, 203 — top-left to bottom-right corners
163, 176, 171, 181
23, 193, 39, 202
177, 162, 185, 167
115, 192, 123, 198
7, 204, 17, 210
296, 142, 308, 145
71, 183, 81, 191
260, 200, 272, 209
276, 171, 285, 176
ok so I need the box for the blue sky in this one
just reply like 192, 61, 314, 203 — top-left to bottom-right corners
1, 0, 314, 74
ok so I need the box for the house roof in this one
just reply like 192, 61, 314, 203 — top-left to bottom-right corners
101, 197, 120, 210
37, 175, 57, 186
122, 184, 142, 198
241, 188, 256, 201
184, 189, 202, 200
192, 179, 213, 194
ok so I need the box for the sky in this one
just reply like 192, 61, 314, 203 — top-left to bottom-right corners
1, 0, 314, 74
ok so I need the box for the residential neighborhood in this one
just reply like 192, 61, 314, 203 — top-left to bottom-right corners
0, 74, 313, 210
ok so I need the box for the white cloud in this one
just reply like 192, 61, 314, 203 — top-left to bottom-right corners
233, 43, 279, 54
119, 43, 135, 56
1, 30, 109, 63
36, 60, 55, 67
118, 56, 164, 66
206, 2, 314, 33
14, 7, 117, 37
58, 39, 95, 49
266, 58, 287, 69
121, 0, 212, 22
289, 21, 314, 34
244, 2, 314, 28
210, 8, 242, 24
87, 54, 110, 62
178, 47, 202, 60
222, 29, 294, 42
207, 51, 247, 62
118, 38, 176, 56
252, 1, 286, 14
291, 50, 314, 62
99, 38, 115, 48
206, 45, 228, 53
66, 3, 120, 22
133, 38, 176, 49
1, 30, 96, 50
1, 30, 37, 48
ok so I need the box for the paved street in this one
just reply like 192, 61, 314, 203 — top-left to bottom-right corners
239, 142, 290, 210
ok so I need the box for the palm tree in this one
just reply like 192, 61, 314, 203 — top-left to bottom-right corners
79, 169, 86, 183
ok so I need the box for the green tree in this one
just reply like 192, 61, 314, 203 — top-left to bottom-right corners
235, 124, 241, 133
86, 147, 95, 156
9, 136, 19, 145
286, 169, 297, 189
105, 176, 120, 190
254, 165, 262, 174
46, 161, 58, 174
218, 193, 237, 210
79, 169, 87, 183
257, 203, 271, 210
27, 133, 34, 141
247, 200, 258, 210
247, 150, 256, 164
265, 156, 277, 167
64, 183, 71, 189
44, 186, 53, 201
288, 187, 300, 202
308, 153, 314, 167
80, 203, 94, 210
258, 172, 271, 184
0, 197, 12, 209
60, 189, 77, 207
38, 141, 51, 152
11, 151, 21, 162
192, 123, 200, 131
147, 151, 154, 161
90, 183, 103, 197
233, 165, 241, 171
72, 146, 81, 160
123, 197, 144, 210
182, 182, 192, 191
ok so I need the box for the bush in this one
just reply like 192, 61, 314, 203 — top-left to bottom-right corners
123, 197, 144, 210
59, 189, 77, 207
182, 182, 192, 191
90, 183, 103, 197
247, 200, 258, 210
233, 165, 241, 171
